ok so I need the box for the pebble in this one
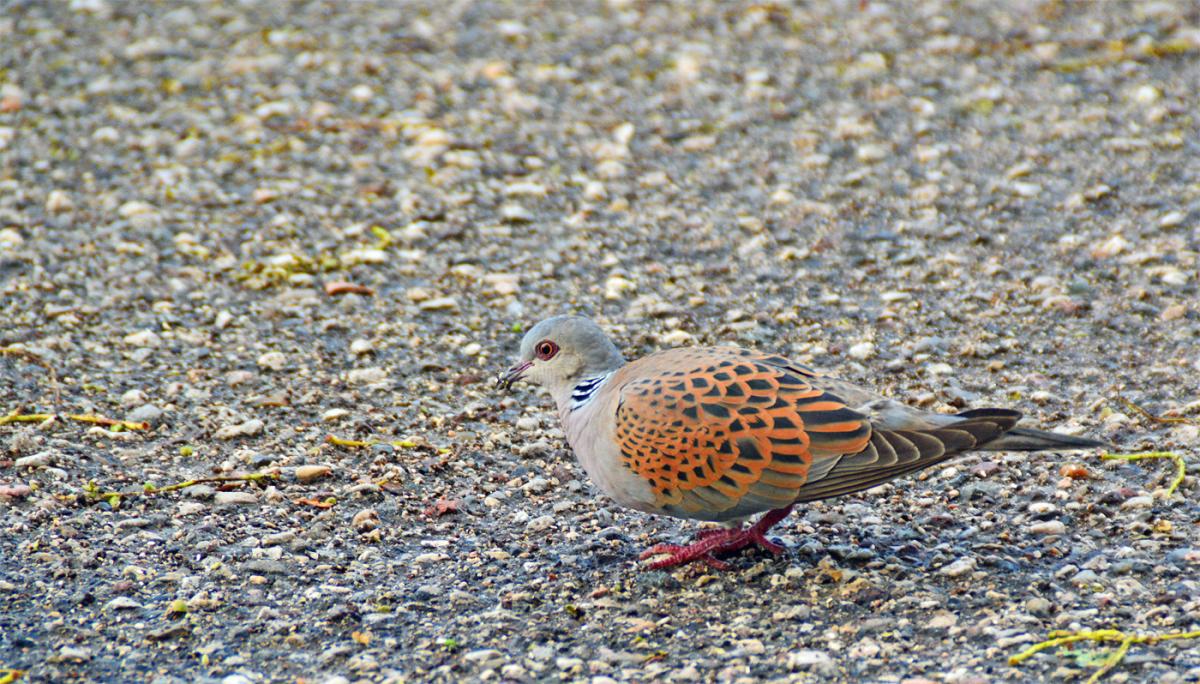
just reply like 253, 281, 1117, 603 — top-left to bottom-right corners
124, 330, 162, 347
295, 465, 332, 483
517, 440, 553, 458
56, 646, 93, 661
1029, 520, 1067, 536
256, 351, 286, 371
939, 557, 977, 578
349, 339, 374, 355
0, 484, 33, 499
1159, 210, 1186, 228
419, 297, 459, 311
1026, 597, 1053, 616
556, 657, 583, 671
15, 451, 53, 468
464, 649, 504, 664
120, 389, 148, 407
105, 596, 144, 611
176, 502, 205, 516
322, 408, 350, 422
788, 650, 835, 675
526, 515, 555, 532
214, 491, 258, 505
500, 204, 533, 222
1120, 496, 1154, 510
847, 342, 876, 360
352, 509, 379, 531
926, 612, 958, 629
347, 367, 388, 385
604, 276, 636, 300
127, 403, 164, 424
185, 484, 215, 499
1027, 502, 1058, 516
214, 419, 265, 440
484, 273, 520, 296
515, 416, 540, 431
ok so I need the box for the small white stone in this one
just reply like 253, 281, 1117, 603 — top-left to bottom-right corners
176, 501, 206, 516
504, 181, 547, 197
45, 189, 74, 213
214, 491, 258, 505
1009, 181, 1041, 197
595, 159, 625, 179
340, 248, 388, 266
1120, 495, 1154, 510
1091, 234, 1129, 259
927, 612, 958, 629
1029, 520, 1067, 536
582, 180, 607, 201
0, 227, 23, 247
1161, 269, 1188, 287
120, 389, 148, 407
463, 649, 504, 664
124, 330, 162, 347
1159, 210, 1186, 228
214, 419, 265, 440
349, 339, 375, 355
483, 273, 520, 296
105, 596, 143, 611
1131, 84, 1161, 105
257, 351, 286, 371
419, 297, 458, 311
347, 367, 388, 385
500, 203, 534, 222
322, 409, 349, 422
15, 451, 53, 468
787, 650, 834, 674
348, 84, 374, 102
847, 342, 876, 360
461, 342, 483, 357
515, 416, 539, 432
118, 200, 157, 218
856, 143, 889, 163
214, 310, 234, 329
660, 330, 693, 345
939, 557, 976, 578
1028, 502, 1058, 515
604, 275, 635, 300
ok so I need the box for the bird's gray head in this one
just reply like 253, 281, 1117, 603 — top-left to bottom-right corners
498, 315, 625, 396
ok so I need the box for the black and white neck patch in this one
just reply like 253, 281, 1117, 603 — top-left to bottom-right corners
570, 373, 611, 411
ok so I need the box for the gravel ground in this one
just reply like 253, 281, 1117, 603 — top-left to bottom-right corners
2, 1, 1200, 682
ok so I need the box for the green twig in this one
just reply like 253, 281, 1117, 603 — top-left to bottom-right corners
1101, 451, 1187, 496
1, 410, 149, 431
1010, 628, 1200, 684
83, 473, 278, 508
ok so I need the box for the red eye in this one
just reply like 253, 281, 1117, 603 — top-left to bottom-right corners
535, 340, 558, 360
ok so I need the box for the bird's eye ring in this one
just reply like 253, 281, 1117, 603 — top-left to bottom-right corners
535, 340, 559, 360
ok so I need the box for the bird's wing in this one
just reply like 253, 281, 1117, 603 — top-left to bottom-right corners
611, 348, 1019, 520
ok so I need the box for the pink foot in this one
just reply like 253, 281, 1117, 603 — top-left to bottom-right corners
639, 505, 794, 570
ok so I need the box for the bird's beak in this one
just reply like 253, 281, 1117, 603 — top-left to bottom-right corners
497, 360, 532, 391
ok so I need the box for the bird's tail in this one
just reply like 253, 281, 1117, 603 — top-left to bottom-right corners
955, 408, 1112, 451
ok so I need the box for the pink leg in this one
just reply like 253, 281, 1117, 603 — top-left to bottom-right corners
639, 505, 795, 570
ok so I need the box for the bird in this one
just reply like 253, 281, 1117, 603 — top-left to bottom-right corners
498, 315, 1109, 570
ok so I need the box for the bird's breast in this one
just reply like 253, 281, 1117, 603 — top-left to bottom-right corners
561, 400, 660, 514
